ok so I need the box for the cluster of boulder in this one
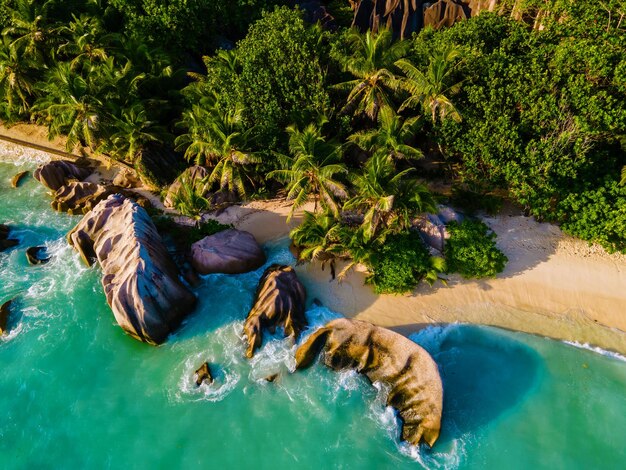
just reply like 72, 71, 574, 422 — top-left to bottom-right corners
351, 0, 500, 38
31, 159, 149, 215
10, 157, 445, 449
235, 264, 443, 447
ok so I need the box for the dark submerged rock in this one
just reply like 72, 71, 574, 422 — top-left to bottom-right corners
10, 170, 29, 188
0, 224, 19, 252
295, 318, 443, 448
264, 373, 280, 383
194, 362, 213, 386
0, 298, 13, 335
243, 264, 307, 358
26, 246, 50, 265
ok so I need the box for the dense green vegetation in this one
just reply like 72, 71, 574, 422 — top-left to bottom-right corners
445, 220, 508, 279
1, 0, 624, 293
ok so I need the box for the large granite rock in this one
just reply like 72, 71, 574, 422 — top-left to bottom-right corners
67, 194, 196, 344
191, 229, 266, 275
424, 0, 470, 29
295, 318, 443, 447
33, 160, 92, 191
351, 0, 424, 39
52, 182, 116, 214
163, 165, 210, 209
243, 264, 307, 358
0, 224, 19, 252
350, 0, 481, 38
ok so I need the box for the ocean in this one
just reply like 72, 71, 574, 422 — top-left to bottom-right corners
1, 156, 625, 469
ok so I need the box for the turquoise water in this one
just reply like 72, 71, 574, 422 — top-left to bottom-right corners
1, 157, 626, 469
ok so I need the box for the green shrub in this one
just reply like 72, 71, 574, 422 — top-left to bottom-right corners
557, 179, 626, 254
445, 220, 508, 278
366, 231, 445, 294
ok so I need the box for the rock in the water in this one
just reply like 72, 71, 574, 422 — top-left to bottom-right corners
191, 229, 266, 275
243, 264, 307, 358
0, 224, 19, 252
0, 298, 13, 335
67, 194, 197, 344
194, 362, 213, 386
26, 246, 50, 265
163, 165, 210, 209
10, 170, 29, 188
264, 373, 279, 383
52, 182, 116, 214
33, 160, 92, 191
295, 318, 443, 448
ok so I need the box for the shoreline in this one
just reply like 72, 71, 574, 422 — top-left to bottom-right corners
2, 122, 625, 354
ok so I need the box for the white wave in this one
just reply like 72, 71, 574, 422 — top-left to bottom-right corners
175, 350, 241, 403
0, 321, 23, 344
563, 341, 626, 362
248, 334, 297, 380
0, 141, 52, 166
408, 323, 463, 355
171, 323, 248, 403
397, 437, 467, 470
362, 379, 466, 469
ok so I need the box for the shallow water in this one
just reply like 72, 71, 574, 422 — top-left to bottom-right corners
1, 159, 625, 469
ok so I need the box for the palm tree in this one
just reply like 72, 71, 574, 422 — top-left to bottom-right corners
0, 36, 38, 118
344, 153, 437, 241
98, 103, 169, 163
56, 14, 113, 70
396, 44, 463, 123
291, 211, 346, 262
348, 107, 423, 161
333, 27, 409, 120
32, 62, 104, 151
2, 0, 55, 61
268, 122, 347, 219
175, 100, 261, 198
621, 166, 626, 186
171, 176, 211, 224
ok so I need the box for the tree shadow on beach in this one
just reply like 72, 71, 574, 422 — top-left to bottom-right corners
398, 323, 542, 443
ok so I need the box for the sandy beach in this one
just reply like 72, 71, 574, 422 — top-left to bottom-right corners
2, 123, 625, 354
